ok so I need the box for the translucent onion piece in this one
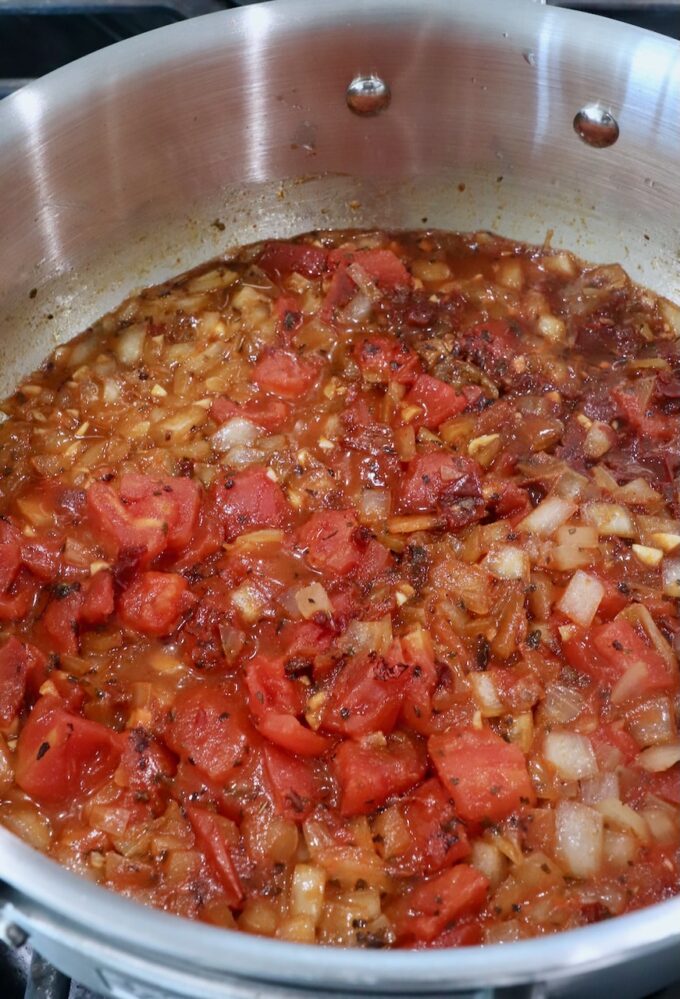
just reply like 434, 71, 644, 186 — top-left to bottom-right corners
518, 495, 577, 538
211, 416, 259, 453
543, 730, 599, 780
636, 742, 680, 773
555, 800, 603, 878
556, 570, 604, 628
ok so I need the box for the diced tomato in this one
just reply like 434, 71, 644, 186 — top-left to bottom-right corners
592, 576, 628, 620
261, 742, 319, 820
427, 921, 484, 949
80, 570, 115, 626
279, 619, 335, 659
87, 474, 200, 564
213, 467, 290, 542
0, 635, 29, 725
590, 723, 639, 769
0, 519, 22, 592
186, 805, 243, 906
354, 336, 421, 385
297, 510, 363, 576
388, 864, 488, 944
396, 452, 484, 519
398, 778, 470, 874
245, 655, 305, 719
638, 767, 680, 806
354, 539, 392, 586
211, 395, 291, 432
333, 732, 426, 816
320, 653, 412, 738
42, 587, 83, 654
118, 572, 192, 636
459, 319, 521, 379
612, 386, 676, 443
173, 505, 223, 568
118, 729, 177, 793
258, 241, 328, 280
429, 727, 535, 824
404, 374, 469, 428
166, 687, 253, 783
252, 349, 320, 400
331, 248, 411, 289
119, 474, 200, 552
21, 537, 62, 582
15, 696, 121, 803
398, 632, 439, 734
256, 713, 331, 757
0, 571, 40, 622
589, 619, 675, 698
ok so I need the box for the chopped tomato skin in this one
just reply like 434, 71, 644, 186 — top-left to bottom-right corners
118, 572, 192, 636
397, 453, 484, 527
429, 727, 535, 825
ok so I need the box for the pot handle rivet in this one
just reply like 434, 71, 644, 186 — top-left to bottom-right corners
573, 104, 619, 148
346, 74, 391, 115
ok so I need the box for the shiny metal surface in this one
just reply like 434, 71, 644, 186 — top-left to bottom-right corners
0, 1, 679, 996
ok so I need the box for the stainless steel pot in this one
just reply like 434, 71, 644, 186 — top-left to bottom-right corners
0, 1, 679, 996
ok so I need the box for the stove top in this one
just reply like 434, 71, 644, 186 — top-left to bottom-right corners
1, 1, 679, 997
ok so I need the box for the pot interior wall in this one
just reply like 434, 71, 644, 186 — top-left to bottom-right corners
0, 0, 679, 399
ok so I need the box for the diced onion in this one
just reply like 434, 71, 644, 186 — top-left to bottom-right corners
581, 771, 620, 805
641, 806, 678, 844
339, 617, 392, 657
482, 545, 530, 582
596, 798, 649, 843
211, 416, 259, 453
555, 800, 603, 878
626, 696, 675, 747
231, 581, 268, 623
296, 582, 333, 620
543, 730, 599, 780
584, 502, 637, 539
518, 495, 577, 537
611, 661, 649, 705
614, 478, 662, 507
290, 864, 326, 923
542, 683, 585, 724
556, 570, 604, 628
636, 742, 680, 772
357, 489, 391, 523
662, 557, 680, 598
468, 673, 504, 717
114, 323, 146, 365
583, 421, 614, 459
223, 446, 266, 468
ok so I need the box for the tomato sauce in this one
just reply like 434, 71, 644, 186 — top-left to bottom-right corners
0, 229, 678, 947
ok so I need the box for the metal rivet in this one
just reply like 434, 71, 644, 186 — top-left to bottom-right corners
573, 104, 620, 148
5, 923, 28, 948
346, 74, 391, 116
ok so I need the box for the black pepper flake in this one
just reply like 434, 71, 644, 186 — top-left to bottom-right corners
36, 742, 50, 760
526, 629, 541, 650
475, 636, 490, 670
